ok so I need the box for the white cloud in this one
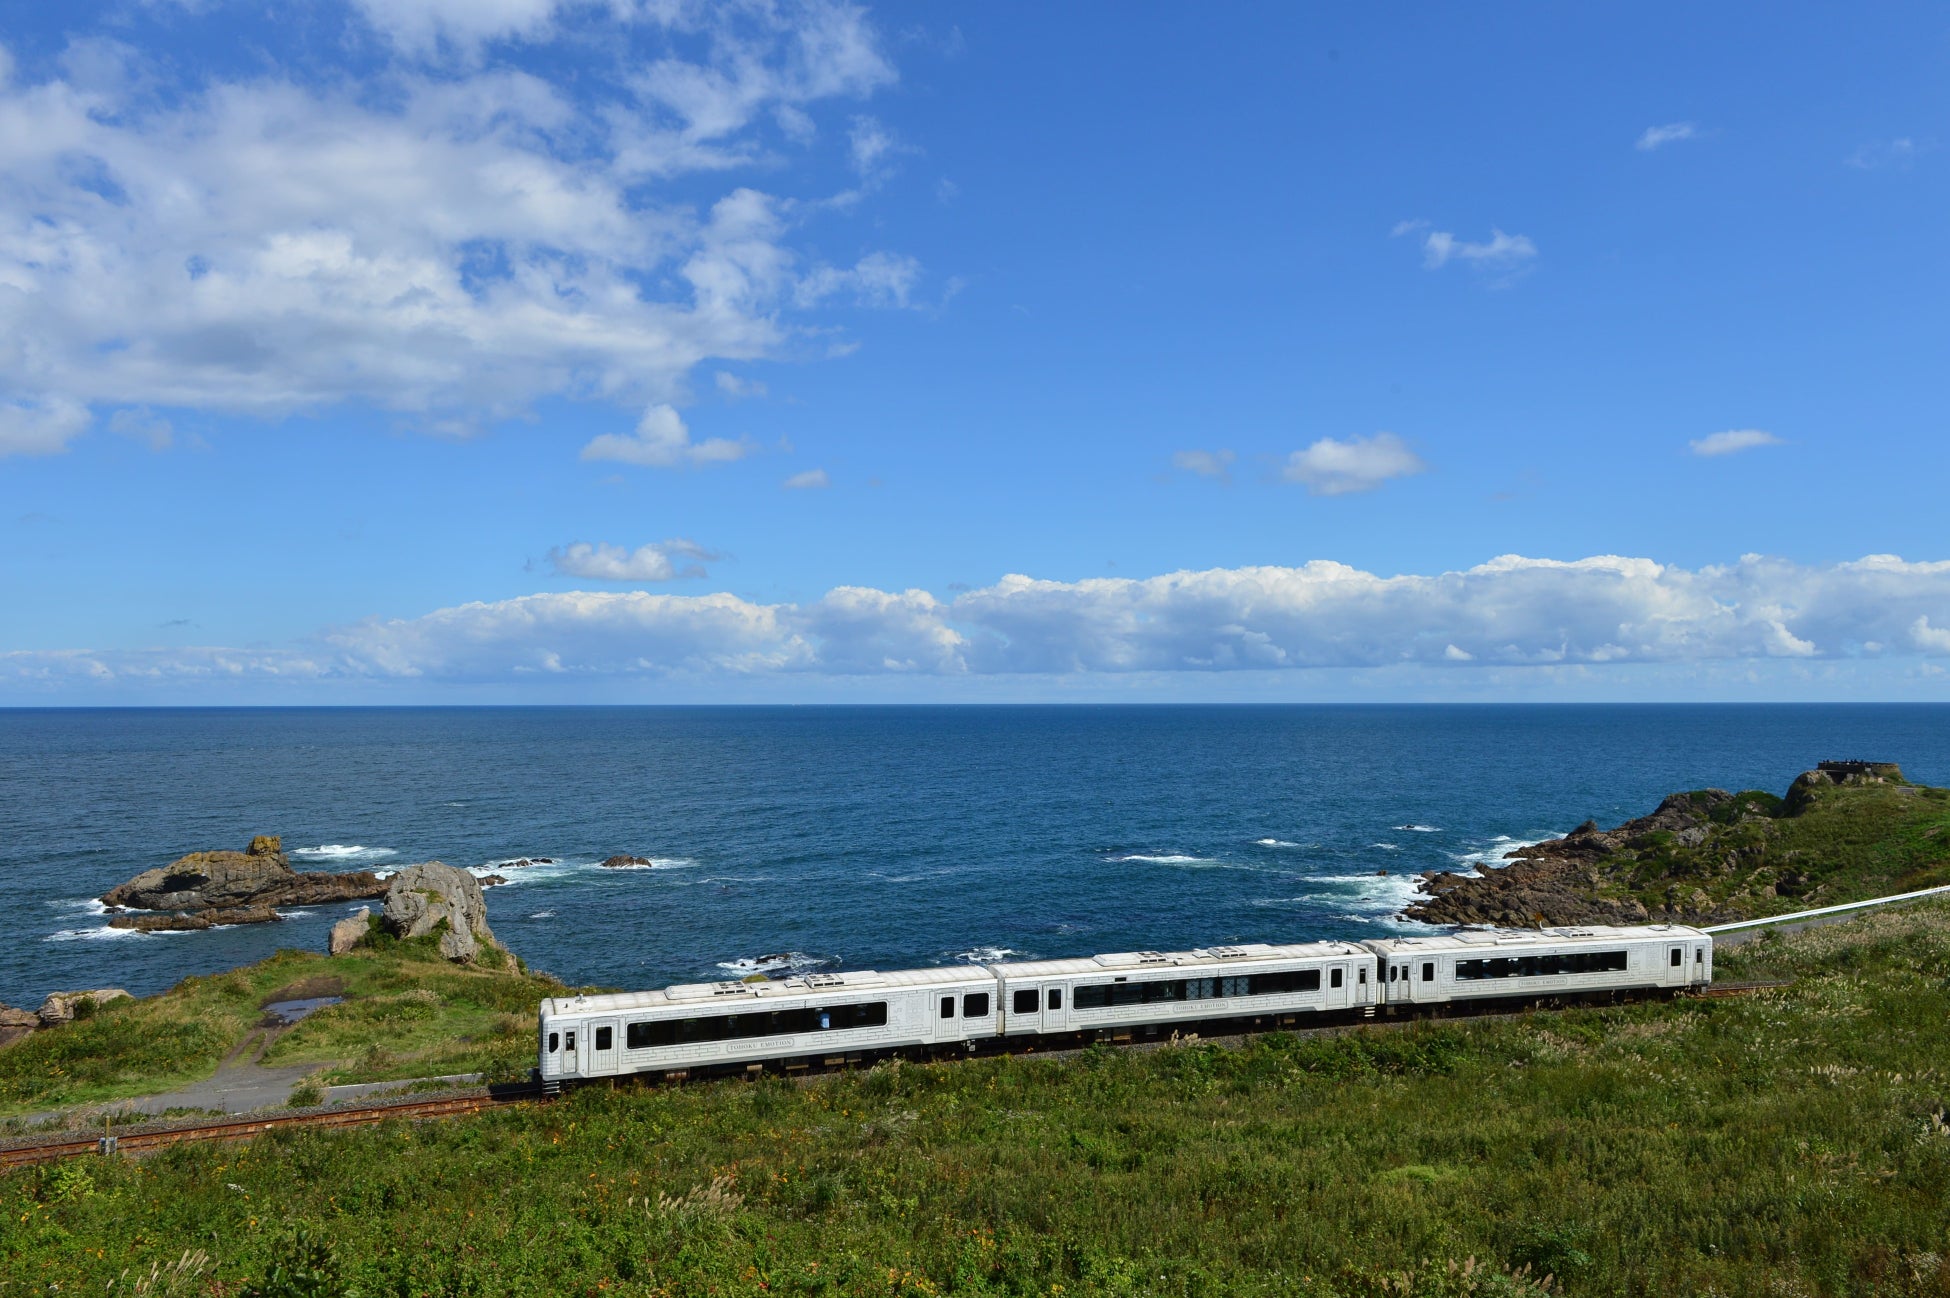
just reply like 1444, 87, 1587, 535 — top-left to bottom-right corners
0, 3, 912, 455
1172, 449, 1235, 480
1689, 429, 1781, 457
547, 539, 719, 582
0, 398, 91, 458
107, 407, 173, 451
1281, 433, 1425, 496
715, 371, 767, 400
16, 553, 1950, 692
1417, 227, 1537, 272
581, 403, 751, 467
1636, 122, 1697, 151
783, 467, 830, 489
848, 115, 897, 177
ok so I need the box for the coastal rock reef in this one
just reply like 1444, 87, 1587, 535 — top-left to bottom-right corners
99, 835, 389, 927
1407, 761, 1950, 928
380, 862, 505, 964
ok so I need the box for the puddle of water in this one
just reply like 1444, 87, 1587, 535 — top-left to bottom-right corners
262, 996, 343, 1026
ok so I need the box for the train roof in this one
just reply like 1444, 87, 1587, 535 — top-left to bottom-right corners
542, 964, 993, 1017
1363, 923, 1709, 955
993, 940, 1368, 979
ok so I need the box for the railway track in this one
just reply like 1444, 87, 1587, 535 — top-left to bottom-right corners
0, 1089, 535, 1169
0, 980, 1786, 1169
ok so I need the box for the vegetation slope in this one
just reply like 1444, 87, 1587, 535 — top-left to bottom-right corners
7, 901, 1950, 1297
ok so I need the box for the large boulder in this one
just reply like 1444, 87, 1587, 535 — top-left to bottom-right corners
0, 1003, 39, 1047
37, 989, 131, 1026
382, 863, 500, 963
100, 836, 388, 918
328, 907, 371, 956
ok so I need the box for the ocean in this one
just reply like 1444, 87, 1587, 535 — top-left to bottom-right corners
3, 704, 1946, 1009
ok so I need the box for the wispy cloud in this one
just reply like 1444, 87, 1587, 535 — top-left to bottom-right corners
1689, 429, 1781, 457
1846, 137, 1927, 170
1636, 122, 1698, 151
1172, 449, 1235, 481
1282, 433, 1425, 496
547, 540, 720, 582
13, 554, 1950, 691
581, 405, 751, 469
715, 372, 768, 401
1393, 221, 1537, 279
783, 468, 831, 489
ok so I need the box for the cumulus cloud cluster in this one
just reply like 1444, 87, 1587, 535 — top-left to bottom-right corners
1393, 221, 1537, 274
0, 0, 912, 457
9, 554, 1950, 690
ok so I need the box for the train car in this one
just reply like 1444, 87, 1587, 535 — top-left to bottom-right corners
538, 964, 996, 1088
1364, 924, 1712, 1009
990, 941, 1375, 1042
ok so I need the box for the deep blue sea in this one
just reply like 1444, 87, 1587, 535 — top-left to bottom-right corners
3, 705, 1947, 1010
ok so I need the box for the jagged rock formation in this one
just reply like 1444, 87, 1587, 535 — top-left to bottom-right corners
1407, 763, 1935, 928
99, 835, 388, 921
601, 855, 652, 868
382, 863, 502, 963
329, 907, 372, 955
37, 989, 131, 1026
109, 905, 282, 932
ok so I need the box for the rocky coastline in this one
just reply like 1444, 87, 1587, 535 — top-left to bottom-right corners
1405, 761, 1924, 928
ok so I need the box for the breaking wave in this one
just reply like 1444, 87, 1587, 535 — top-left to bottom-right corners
292, 845, 397, 863
715, 951, 835, 979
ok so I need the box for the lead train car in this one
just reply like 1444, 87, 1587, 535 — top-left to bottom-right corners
539, 924, 1712, 1088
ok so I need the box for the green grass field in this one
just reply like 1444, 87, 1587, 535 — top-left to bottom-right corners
7, 901, 1950, 1296
0, 934, 563, 1117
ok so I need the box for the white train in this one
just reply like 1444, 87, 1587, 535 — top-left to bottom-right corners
536, 923, 1712, 1089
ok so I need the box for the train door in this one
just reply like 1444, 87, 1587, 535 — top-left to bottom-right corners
585, 1017, 621, 1076
1665, 944, 1686, 987
1006, 984, 1046, 1036
1356, 963, 1372, 1006
1325, 964, 1350, 1010
560, 1023, 581, 1076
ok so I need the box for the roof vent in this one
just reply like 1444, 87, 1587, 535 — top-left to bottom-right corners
712, 981, 757, 996
804, 973, 845, 988
1134, 950, 1169, 964
1209, 945, 1250, 959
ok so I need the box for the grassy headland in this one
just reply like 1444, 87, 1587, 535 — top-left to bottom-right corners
0, 929, 564, 1117
7, 901, 1950, 1295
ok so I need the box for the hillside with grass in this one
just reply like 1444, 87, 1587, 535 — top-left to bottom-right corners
7, 900, 1950, 1295
1411, 762, 1950, 927
0, 927, 565, 1118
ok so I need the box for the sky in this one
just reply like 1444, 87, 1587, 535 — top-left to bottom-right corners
1, 1, 1947, 703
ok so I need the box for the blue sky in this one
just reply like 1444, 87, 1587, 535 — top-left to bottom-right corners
1, 1, 1947, 701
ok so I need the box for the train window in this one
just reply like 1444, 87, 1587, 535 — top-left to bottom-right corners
1330, 968, 1343, 988
1670, 948, 1682, 967
1358, 968, 1366, 984
595, 1026, 613, 1051
1695, 947, 1705, 964
1387, 966, 1396, 983
1048, 988, 1062, 1011
941, 996, 955, 1018
1012, 989, 1038, 1015
1456, 951, 1629, 980
964, 993, 991, 1018
1074, 984, 1108, 1009
565, 1031, 576, 1050
625, 1002, 888, 1049
548, 1032, 559, 1052
1421, 963, 1434, 983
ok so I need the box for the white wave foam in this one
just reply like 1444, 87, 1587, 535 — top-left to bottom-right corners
528, 910, 556, 920
1254, 838, 1302, 848
278, 910, 314, 918
47, 897, 109, 916
45, 925, 145, 942
1371, 843, 1401, 851
292, 844, 397, 863
1395, 825, 1442, 833
953, 946, 1019, 964
1110, 853, 1252, 870
1448, 833, 1560, 875
716, 951, 833, 979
